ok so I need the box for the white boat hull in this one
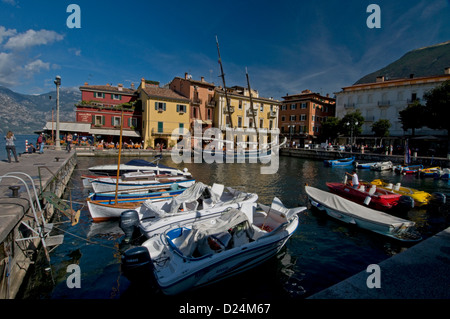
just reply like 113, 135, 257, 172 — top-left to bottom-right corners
91, 178, 195, 193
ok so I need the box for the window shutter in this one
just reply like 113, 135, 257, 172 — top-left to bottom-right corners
163, 103, 166, 111
102, 116, 105, 125
176, 104, 180, 112
92, 115, 95, 124
155, 102, 158, 110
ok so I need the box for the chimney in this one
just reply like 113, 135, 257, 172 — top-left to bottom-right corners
84, 82, 88, 86
106, 83, 111, 87
118, 83, 123, 91
376, 76, 385, 82
201, 76, 205, 82
445, 67, 450, 75
326, 93, 329, 97
410, 74, 414, 79
185, 72, 188, 79
131, 83, 135, 89
141, 78, 146, 89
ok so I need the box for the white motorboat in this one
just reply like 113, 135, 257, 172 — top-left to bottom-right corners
119, 182, 259, 240
121, 197, 305, 295
305, 185, 421, 242
90, 174, 195, 193
88, 158, 191, 177
370, 161, 393, 171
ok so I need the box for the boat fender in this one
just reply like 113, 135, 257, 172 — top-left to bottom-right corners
399, 196, 414, 209
431, 192, 446, 205
364, 196, 371, 205
394, 183, 401, 191
119, 210, 140, 243
121, 246, 153, 282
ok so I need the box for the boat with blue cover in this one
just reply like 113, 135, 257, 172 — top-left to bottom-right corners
324, 157, 355, 167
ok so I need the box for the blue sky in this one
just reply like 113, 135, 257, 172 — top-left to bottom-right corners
0, 0, 449, 100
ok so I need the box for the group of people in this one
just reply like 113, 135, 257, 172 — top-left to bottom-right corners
3, 131, 47, 163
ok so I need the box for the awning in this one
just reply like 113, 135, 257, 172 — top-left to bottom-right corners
90, 128, 141, 137
43, 121, 141, 137
43, 121, 91, 133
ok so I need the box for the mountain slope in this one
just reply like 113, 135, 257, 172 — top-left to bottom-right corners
0, 86, 80, 134
355, 41, 450, 84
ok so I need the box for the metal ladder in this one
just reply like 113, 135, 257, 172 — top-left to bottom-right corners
0, 172, 64, 262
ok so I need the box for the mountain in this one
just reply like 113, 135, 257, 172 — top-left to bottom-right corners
355, 41, 450, 84
0, 86, 81, 134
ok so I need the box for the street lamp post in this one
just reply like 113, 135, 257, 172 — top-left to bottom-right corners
346, 120, 358, 152
54, 76, 61, 150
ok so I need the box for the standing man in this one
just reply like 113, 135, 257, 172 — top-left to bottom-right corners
66, 133, 73, 152
38, 133, 45, 154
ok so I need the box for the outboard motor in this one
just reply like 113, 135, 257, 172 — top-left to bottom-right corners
398, 195, 415, 209
431, 192, 446, 206
119, 210, 140, 243
121, 246, 153, 282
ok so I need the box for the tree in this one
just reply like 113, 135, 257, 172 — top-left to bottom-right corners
371, 119, 391, 137
371, 119, 391, 146
339, 111, 364, 142
398, 100, 427, 136
423, 80, 450, 156
321, 117, 340, 143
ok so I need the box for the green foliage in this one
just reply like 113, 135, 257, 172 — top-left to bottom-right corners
398, 100, 427, 136
371, 119, 391, 137
424, 80, 450, 131
321, 117, 340, 141
339, 110, 364, 137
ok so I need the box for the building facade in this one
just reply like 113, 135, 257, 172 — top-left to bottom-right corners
138, 78, 190, 149
75, 83, 141, 142
213, 86, 280, 148
280, 90, 336, 146
335, 69, 450, 137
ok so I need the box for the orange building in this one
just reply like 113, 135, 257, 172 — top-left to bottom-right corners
280, 90, 335, 147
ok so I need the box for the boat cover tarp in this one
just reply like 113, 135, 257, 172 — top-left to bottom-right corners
259, 197, 306, 220
305, 186, 414, 227
125, 158, 173, 170
176, 208, 253, 257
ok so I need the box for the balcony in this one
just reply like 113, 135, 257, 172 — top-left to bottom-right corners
206, 99, 216, 107
191, 98, 202, 106
344, 103, 355, 109
267, 111, 277, 118
377, 100, 390, 108
223, 106, 235, 114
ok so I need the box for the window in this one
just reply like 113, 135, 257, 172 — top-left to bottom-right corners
207, 108, 212, 120
94, 92, 104, 98
269, 120, 273, 130
290, 104, 296, 110
112, 94, 122, 100
237, 116, 242, 128
112, 116, 121, 127
260, 119, 264, 128
155, 102, 166, 112
301, 103, 307, 109
238, 101, 243, 109
312, 115, 315, 122
158, 122, 164, 133
179, 123, 184, 134
93, 115, 104, 126
290, 115, 296, 121
281, 116, 286, 122
129, 117, 138, 128
177, 104, 187, 113
281, 105, 287, 110
301, 114, 306, 121
260, 104, 263, 112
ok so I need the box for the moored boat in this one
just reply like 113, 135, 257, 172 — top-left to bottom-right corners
394, 164, 423, 175
324, 157, 355, 167
305, 185, 421, 242
88, 158, 191, 177
121, 197, 305, 295
370, 161, 393, 171
355, 161, 378, 169
370, 179, 432, 207
326, 181, 405, 211
419, 167, 441, 178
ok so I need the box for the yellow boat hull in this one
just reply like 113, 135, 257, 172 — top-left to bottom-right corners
370, 179, 431, 206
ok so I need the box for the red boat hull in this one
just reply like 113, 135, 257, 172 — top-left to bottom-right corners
326, 182, 401, 211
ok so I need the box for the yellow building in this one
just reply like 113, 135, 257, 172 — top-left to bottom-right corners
214, 86, 280, 148
138, 78, 190, 149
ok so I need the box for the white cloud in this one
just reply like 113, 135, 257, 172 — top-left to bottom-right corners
0, 26, 17, 45
4, 29, 64, 50
24, 59, 50, 74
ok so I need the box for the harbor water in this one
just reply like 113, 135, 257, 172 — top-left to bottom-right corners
17, 154, 450, 300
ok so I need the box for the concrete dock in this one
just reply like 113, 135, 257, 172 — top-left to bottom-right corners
308, 227, 450, 299
0, 149, 77, 299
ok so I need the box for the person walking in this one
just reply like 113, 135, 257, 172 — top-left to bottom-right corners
37, 133, 45, 154
66, 133, 73, 152
4, 131, 19, 163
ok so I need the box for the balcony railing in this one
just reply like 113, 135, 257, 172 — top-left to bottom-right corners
223, 106, 235, 114
377, 100, 390, 107
191, 98, 202, 106
267, 111, 277, 118
344, 103, 355, 109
